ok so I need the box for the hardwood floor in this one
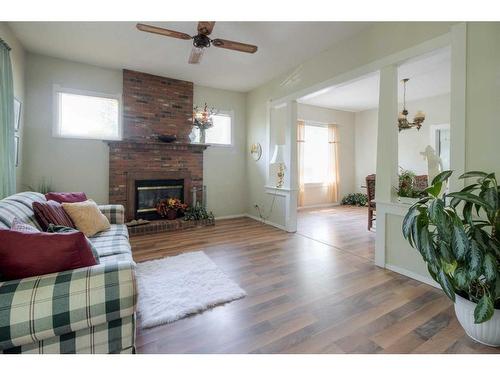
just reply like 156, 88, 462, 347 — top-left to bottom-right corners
297, 205, 375, 261
131, 215, 500, 354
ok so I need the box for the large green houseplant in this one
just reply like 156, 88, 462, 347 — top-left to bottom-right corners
402, 170, 500, 330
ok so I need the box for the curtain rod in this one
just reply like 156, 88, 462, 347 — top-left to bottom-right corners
0, 38, 12, 51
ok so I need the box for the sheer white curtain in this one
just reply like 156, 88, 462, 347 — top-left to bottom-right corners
297, 120, 305, 207
327, 124, 339, 203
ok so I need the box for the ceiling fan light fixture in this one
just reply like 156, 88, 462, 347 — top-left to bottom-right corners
136, 21, 258, 65
189, 46, 205, 64
192, 34, 211, 49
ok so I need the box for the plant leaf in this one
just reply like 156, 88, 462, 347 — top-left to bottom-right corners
483, 253, 497, 282
468, 240, 483, 279
450, 215, 469, 260
447, 192, 494, 212
439, 241, 454, 263
419, 225, 438, 266
483, 186, 498, 212
432, 170, 453, 185
462, 202, 473, 225
425, 182, 443, 198
437, 270, 456, 302
454, 267, 469, 289
460, 171, 489, 180
427, 263, 439, 283
429, 198, 445, 224
402, 205, 419, 243
474, 295, 494, 323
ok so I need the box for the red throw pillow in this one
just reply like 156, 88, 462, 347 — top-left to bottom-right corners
45, 192, 87, 204
33, 200, 75, 231
0, 230, 97, 281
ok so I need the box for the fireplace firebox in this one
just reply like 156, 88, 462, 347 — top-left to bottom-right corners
135, 179, 184, 220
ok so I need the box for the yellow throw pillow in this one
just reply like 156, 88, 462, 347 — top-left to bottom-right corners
62, 199, 111, 237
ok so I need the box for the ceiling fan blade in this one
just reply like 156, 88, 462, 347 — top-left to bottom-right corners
189, 47, 205, 64
136, 23, 192, 40
211, 39, 258, 54
197, 21, 215, 36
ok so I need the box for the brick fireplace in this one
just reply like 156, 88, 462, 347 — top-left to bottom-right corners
108, 69, 208, 221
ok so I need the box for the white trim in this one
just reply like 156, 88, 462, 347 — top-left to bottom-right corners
449, 23, 467, 191
214, 214, 246, 220
52, 84, 123, 141
271, 32, 451, 106
298, 202, 340, 210
385, 264, 441, 290
245, 214, 287, 231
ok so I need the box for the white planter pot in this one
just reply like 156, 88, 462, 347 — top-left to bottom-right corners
454, 294, 500, 347
397, 197, 419, 205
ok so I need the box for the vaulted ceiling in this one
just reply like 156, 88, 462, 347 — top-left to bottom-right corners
9, 22, 373, 92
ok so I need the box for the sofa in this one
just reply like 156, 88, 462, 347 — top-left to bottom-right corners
0, 192, 137, 354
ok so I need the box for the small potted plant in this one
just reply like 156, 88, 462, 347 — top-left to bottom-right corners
396, 169, 426, 204
402, 170, 500, 346
156, 198, 187, 220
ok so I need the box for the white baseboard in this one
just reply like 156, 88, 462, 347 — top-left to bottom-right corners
214, 214, 246, 220
245, 214, 287, 231
298, 202, 340, 210
385, 263, 441, 290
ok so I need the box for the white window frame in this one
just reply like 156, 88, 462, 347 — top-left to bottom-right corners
52, 84, 123, 141
204, 110, 234, 147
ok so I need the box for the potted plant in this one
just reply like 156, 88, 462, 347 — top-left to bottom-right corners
183, 202, 215, 224
156, 198, 187, 220
396, 169, 426, 204
341, 193, 368, 207
402, 170, 500, 346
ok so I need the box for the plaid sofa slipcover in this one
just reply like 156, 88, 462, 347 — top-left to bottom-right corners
0, 192, 137, 354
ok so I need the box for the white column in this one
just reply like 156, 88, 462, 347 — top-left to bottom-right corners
374, 64, 398, 267
285, 100, 298, 232
449, 23, 467, 191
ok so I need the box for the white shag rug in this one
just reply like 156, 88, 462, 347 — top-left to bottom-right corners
136, 251, 246, 329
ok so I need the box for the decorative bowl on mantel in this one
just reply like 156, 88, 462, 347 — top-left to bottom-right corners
157, 134, 177, 143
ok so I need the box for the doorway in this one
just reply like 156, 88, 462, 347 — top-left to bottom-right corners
295, 72, 380, 261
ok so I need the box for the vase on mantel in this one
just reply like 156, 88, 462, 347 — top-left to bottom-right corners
199, 128, 206, 144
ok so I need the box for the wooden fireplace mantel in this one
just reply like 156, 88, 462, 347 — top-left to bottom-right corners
106, 140, 210, 152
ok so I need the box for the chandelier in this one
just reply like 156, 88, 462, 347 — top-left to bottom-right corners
398, 78, 425, 131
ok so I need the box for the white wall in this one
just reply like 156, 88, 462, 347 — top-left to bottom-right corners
23, 53, 247, 218
353, 93, 450, 192
0, 23, 25, 191
354, 109, 378, 192
193, 86, 247, 218
23, 53, 121, 203
397, 93, 450, 175
246, 23, 455, 228
297, 103, 355, 206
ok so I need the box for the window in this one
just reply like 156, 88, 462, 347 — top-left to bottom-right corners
303, 124, 329, 183
193, 112, 233, 146
53, 86, 121, 140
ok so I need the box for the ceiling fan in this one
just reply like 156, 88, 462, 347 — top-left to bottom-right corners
136, 22, 258, 64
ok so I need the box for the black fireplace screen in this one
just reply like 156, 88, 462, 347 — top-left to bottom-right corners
135, 179, 184, 220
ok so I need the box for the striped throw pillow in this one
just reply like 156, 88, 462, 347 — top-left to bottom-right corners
33, 200, 75, 231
